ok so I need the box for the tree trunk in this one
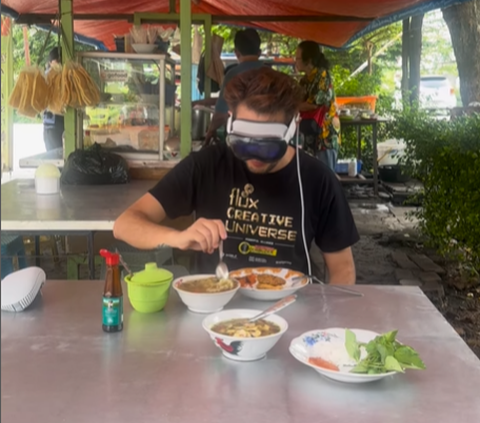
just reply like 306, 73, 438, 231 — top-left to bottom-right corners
408, 14, 424, 104
401, 15, 424, 105
401, 19, 410, 103
443, 0, 480, 106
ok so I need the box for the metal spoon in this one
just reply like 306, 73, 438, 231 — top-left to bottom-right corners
292, 275, 363, 297
115, 249, 133, 278
215, 240, 229, 280
248, 294, 297, 323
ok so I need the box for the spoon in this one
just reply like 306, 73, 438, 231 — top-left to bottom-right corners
292, 275, 363, 297
115, 249, 133, 278
248, 294, 297, 323
215, 240, 229, 281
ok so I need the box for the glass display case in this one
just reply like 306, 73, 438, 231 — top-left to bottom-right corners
76, 52, 177, 162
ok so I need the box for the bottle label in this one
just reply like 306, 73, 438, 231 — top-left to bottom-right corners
102, 297, 123, 327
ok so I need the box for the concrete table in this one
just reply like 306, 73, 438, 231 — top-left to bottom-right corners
1, 179, 154, 277
2, 283, 479, 423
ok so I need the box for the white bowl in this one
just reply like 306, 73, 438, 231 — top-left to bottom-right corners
289, 328, 397, 384
132, 44, 156, 54
229, 267, 309, 301
172, 274, 239, 314
202, 309, 288, 361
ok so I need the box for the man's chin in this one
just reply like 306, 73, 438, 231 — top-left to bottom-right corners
245, 160, 276, 174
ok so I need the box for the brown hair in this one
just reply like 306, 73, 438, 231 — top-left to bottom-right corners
224, 67, 303, 122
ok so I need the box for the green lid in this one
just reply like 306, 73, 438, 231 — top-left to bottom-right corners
129, 263, 173, 285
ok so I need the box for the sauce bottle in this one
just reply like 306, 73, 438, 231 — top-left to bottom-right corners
100, 249, 123, 333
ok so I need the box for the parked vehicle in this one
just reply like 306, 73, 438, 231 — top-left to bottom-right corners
419, 76, 457, 109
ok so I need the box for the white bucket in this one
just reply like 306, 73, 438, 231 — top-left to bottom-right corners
348, 159, 358, 177
35, 177, 60, 195
377, 139, 406, 166
35, 164, 61, 195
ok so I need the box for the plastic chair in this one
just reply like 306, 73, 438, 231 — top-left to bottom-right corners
1, 235, 27, 279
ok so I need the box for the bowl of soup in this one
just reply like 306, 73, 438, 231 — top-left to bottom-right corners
202, 309, 288, 361
172, 274, 240, 313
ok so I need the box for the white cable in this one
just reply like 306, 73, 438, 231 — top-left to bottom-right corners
294, 119, 312, 280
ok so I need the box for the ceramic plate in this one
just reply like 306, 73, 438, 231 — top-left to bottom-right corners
229, 267, 308, 301
289, 328, 396, 384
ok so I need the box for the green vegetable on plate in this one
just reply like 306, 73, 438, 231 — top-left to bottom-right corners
345, 329, 426, 374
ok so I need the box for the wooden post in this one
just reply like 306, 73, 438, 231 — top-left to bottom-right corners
1, 17, 14, 173
60, 0, 76, 158
179, 0, 192, 158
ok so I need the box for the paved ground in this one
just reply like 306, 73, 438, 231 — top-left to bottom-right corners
311, 200, 419, 284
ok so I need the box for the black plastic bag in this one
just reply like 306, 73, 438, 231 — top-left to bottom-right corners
61, 143, 130, 185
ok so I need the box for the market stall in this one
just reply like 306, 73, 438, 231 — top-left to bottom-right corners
1, 0, 471, 174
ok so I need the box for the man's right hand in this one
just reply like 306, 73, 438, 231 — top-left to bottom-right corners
176, 218, 227, 254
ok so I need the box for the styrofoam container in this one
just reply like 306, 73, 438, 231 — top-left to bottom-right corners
377, 139, 406, 166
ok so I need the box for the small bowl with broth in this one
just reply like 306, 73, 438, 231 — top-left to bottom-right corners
172, 274, 240, 313
202, 309, 288, 361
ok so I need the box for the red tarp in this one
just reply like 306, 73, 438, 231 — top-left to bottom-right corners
0, 1, 455, 49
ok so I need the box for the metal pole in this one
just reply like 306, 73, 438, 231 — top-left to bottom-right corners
203, 14, 212, 127
1, 17, 14, 174
60, 0, 76, 158
179, 0, 192, 158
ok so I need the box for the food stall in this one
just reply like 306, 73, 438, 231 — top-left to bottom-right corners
76, 52, 189, 164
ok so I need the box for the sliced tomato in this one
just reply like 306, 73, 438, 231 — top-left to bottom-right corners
308, 357, 340, 371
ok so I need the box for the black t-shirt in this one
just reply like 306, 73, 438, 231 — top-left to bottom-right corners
149, 144, 359, 274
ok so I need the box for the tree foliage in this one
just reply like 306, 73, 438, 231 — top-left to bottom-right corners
11, 25, 93, 77
388, 109, 480, 274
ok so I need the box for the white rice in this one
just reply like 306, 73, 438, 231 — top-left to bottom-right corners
310, 341, 357, 368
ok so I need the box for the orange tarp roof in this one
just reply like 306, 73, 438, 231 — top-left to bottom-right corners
1, 0, 469, 49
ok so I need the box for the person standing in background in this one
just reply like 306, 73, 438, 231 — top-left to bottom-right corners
43, 47, 64, 151
203, 29, 265, 146
295, 41, 340, 172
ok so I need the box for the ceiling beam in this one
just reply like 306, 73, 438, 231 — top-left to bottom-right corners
14, 13, 373, 25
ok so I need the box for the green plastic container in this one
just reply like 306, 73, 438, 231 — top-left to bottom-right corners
124, 263, 173, 313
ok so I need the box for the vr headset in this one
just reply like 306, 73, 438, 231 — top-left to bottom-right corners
226, 115, 298, 163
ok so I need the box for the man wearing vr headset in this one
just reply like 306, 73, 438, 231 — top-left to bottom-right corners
114, 68, 359, 285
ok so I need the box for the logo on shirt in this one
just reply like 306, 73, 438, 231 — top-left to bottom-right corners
238, 241, 277, 257
225, 184, 298, 243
